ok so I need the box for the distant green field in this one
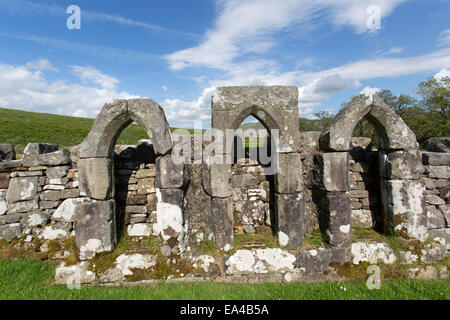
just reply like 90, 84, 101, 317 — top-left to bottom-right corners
0, 107, 192, 156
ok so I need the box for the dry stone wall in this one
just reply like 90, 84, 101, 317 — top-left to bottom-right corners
0, 90, 449, 284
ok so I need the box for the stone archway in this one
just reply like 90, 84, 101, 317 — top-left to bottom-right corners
75, 99, 184, 259
205, 86, 305, 250
318, 94, 427, 247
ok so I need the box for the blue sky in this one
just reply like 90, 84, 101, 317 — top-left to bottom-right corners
0, 0, 449, 128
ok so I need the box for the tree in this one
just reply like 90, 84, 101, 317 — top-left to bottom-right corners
378, 90, 417, 116
418, 76, 450, 119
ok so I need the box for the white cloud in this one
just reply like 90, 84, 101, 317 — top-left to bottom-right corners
385, 47, 404, 55
360, 86, 381, 95
25, 59, 58, 72
0, 60, 138, 118
165, 0, 408, 71
161, 85, 168, 91
438, 29, 450, 47
434, 69, 450, 80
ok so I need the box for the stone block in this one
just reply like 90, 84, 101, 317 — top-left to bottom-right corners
317, 152, 349, 192
46, 166, 71, 179
23, 150, 70, 167
0, 144, 16, 161
426, 206, 446, 229
0, 213, 22, 225
155, 154, 184, 189
23, 143, 58, 158
425, 195, 445, 206
379, 150, 424, 180
78, 158, 114, 200
426, 137, 450, 153
6, 177, 39, 203
275, 193, 305, 249
20, 211, 48, 228
75, 200, 117, 260
209, 197, 233, 251
202, 162, 232, 198
53, 198, 88, 222
0, 172, 10, 189
0, 224, 22, 242
381, 180, 428, 241
7, 199, 38, 214
425, 166, 450, 179
275, 153, 303, 194
319, 192, 352, 247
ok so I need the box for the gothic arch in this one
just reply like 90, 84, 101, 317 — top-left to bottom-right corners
75, 99, 177, 259
318, 94, 427, 248
206, 86, 305, 251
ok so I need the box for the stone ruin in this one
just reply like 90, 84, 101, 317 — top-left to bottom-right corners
0, 86, 449, 284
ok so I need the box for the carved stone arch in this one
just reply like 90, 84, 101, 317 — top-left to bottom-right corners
318, 94, 427, 248
206, 86, 305, 251
75, 99, 179, 259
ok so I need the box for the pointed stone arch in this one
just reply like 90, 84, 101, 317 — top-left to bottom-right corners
318, 94, 427, 248
75, 99, 181, 259
205, 86, 305, 251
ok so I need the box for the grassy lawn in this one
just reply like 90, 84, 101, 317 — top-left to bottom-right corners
0, 258, 448, 300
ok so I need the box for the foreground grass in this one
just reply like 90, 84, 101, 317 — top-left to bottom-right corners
0, 258, 448, 300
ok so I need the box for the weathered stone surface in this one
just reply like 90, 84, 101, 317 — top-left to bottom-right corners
0, 196, 6, 216
0, 213, 22, 225
0, 160, 24, 171
275, 153, 303, 194
78, 158, 114, 200
351, 242, 396, 265
212, 86, 300, 153
317, 152, 349, 192
319, 192, 352, 247
320, 94, 418, 152
0, 144, 16, 161
351, 209, 373, 228
60, 188, 80, 199
20, 211, 48, 228
53, 198, 88, 222
154, 188, 184, 253
440, 204, 450, 227
55, 262, 97, 285
75, 200, 116, 260
125, 205, 148, 215
23, 143, 58, 158
425, 195, 445, 206
127, 223, 152, 237
42, 223, 70, 240
115, 253, 157, 276
275, 193, 305, 249
426, 137, 450, 153
6, 177, 39, 203
39, 200, 61, 209
381, 180, 428, 241
232, 174, 259, 188
202, 161, 232, 198
23, 150, 70, 167
209, 197, 233, 251
46, 166, 70, 179
379, 150, 424, 180
0, 172, 10, 189
6, 199, 38, 214
155, 154, 184, 189
424, 165, 450, 179
41, 190, 61, 201
0, 223, 22, 242
422, 152, 450, 166
426, 206, 446, 229
79, 99, 172, 159
225, 249, 296, 275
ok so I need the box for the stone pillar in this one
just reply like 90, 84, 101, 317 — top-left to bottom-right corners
317, 152, 352, 247
379, 150, 428, 241
275, 152, 305, 249
155, 153, 186, 255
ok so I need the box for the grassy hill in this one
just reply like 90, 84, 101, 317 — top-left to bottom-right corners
0, 107, 166, 155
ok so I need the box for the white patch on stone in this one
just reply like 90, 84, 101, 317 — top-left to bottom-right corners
309, 250, 318, 257
154, 188, 184, 249
20, 181, 35, 200
336, 137, 345, 146
115, 253, 157, 276
194, 255, 215, 272
225, 250, 255, 274
79, 238, 102, 260
340, 224, 350, 233
127, 223, 152, 237
278, 231, 289, 246
27, 213, 46, 227
53, 198, 87, 222
223, 243, 231, 252
0, 198, 7, 216
351, 242, 396, 265
55, 262, 96, 285
43, 225, 68, 240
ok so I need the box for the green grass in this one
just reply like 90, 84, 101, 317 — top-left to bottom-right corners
0, 107, 194, 156
0, 258, 448, 300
